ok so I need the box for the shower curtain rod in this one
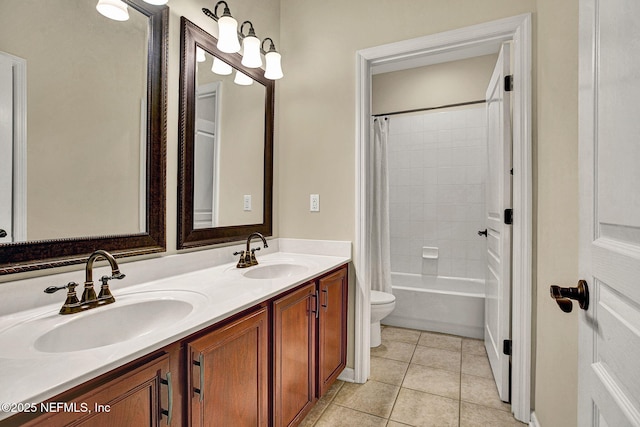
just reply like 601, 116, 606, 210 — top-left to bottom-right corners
372, 99, 486, 118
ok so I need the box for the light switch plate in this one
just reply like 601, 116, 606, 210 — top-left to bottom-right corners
310, 194, 320, 212
244, 195, 252, 211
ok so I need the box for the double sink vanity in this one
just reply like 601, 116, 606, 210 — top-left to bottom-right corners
0, 240, 350, 426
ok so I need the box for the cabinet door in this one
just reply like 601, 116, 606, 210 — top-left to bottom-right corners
273, 282, 317, 427
22, 354, 173, 427
317, 266, 348, 397
188, 307, 269, 427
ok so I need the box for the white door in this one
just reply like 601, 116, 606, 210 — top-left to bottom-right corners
484, 43, 512, 402
0, 54, 13, 243
578, 0, 640, 425
193, 82, 220, 229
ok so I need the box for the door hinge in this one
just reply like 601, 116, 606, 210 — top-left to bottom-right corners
504, 209, 513, 225
505, 75, 513, 92
503, 339, 512, 356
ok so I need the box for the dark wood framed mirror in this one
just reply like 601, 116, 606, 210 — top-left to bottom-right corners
0, 0, 167, 275
178, 17, 274, 249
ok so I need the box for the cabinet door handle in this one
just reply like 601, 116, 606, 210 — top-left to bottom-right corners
160, 372, 173, 425
193, 354, 204, 402
321, 288, 328, 309
311, 291, 319, 319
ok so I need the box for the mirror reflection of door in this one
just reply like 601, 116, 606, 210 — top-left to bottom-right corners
0, 51, 26, 244
194, 81, 220, 229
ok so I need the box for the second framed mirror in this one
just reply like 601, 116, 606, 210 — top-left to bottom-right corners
178, 17, 274, 249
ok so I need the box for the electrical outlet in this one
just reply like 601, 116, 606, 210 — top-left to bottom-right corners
310, 194, 320, 212
243, 195, 252, 211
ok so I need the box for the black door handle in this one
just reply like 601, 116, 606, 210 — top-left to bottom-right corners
477, 229, 487, 237
0, 229, 7, 238
550, 280, 589, 313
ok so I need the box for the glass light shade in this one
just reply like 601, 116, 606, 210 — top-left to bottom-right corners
264, 51, 283, 80
96, 0, 129, 21
234, 71, 254, 86
196, 47, 206, 63
143, 0, 168, 4
217, 16, 241, 53
241, 36, 262, 68
212, 58, 233, 75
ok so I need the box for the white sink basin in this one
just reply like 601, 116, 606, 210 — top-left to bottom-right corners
242, 263, 308, 279
0, 290, 208, 356
35, 299, 194, 353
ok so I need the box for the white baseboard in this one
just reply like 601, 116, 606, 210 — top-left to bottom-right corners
337, 367, 355, 383
529, 411, 541, 427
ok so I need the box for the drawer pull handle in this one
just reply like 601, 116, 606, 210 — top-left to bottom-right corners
160, 372, 173, 425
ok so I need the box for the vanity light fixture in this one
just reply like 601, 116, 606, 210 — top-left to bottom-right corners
212, 57, 233, 75
234, 71, 254, 86
96, 0, 129, 21
262, 38, 283, 80
203, 1, 284, 80
202, 1, 241, 54
240, 21, 262, 68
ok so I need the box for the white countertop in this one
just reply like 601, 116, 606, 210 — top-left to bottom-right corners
0, 245, 350, 421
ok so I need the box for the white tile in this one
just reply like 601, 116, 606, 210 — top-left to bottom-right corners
423, 147, 438, 167
409, 203, 424, 221
466, 166, 484, 184
437, 148, 452, 167
423, 203, 437, 220
423, 221, 438, 240
438, 167, 467, 185
423, 185, 437, 204
423, 167, 437, 185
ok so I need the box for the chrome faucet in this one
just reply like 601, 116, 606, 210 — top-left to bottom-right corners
44, 250, 125, 314
234, 232, 268, 268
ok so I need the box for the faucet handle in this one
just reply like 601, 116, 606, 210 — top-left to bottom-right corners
44, 282, 78, 294
45, 282, 81, 314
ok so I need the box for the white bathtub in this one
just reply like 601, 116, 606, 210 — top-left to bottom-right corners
383, 272, 485, 339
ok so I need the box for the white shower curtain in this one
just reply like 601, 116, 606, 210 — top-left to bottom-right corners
370, 117, 392, 293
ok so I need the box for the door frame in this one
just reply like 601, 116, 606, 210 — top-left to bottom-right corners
352, 14, 532, 422
0, 51, 27, 242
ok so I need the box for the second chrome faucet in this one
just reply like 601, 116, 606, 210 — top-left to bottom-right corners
44, 249, 126, 314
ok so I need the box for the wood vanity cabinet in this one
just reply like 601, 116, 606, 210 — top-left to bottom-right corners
273, 264, 348, 427
317, 266, 348, 397
17, 351, 175, 427
186, 306, 269, 427
273, 282, 318, 427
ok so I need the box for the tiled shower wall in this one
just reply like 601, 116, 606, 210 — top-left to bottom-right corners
388, 106, 487, 280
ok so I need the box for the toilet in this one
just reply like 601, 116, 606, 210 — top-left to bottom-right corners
370, 290, 396, 347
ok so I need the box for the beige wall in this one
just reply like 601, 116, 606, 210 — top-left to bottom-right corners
372, 54, 498, 115
279, 1, 579, 426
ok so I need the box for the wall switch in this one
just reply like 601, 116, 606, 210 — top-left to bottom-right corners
310, 194, 320, 212
243, 195, 252, 211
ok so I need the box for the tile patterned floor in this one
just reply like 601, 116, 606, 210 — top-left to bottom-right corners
301, 326, 527, 427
